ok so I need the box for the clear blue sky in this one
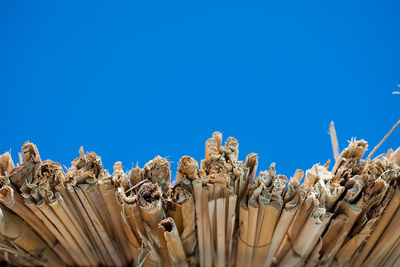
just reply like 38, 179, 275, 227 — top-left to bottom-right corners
1, 1, 399, 180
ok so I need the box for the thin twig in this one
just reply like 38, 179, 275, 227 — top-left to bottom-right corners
124, 179, 147, 195
366, 119, 400, 161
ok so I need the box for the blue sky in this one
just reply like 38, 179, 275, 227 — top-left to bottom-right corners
1, 1, 399, 180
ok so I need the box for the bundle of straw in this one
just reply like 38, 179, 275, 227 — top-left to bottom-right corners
0, 123, 399, 267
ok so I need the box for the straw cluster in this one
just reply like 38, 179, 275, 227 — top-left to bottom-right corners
0, 130, 399, 266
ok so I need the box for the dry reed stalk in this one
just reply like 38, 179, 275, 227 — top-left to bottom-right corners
49, 193, 98, 266
1, 150, 76, 264
67, 148, 127, 265
381, 234, 400, 267
70, 184, 112, 265
216, 197, 226, 267
160, 217, 188, 267
279, 208, 328, 266
244, 196, 258, 265
0, 205, 63, 266
180, 198, 196, 256
334, 183, 392, 266
1, 127, 400, 267
300, 211, 332, 266
265, 169, 304, 267
75, 184, 118, 265
236, 198, 249, 267
193, 180, 205, 267
251, 199, 281, 267
56, 181, 104, 262
201, 187, 214, 267
81, 183, 125, 266
99, 176, 138, 262
137, 182, 170, 266
170, 159, 198, 264
275, 193, 319, 263
226, 194, 237, 265
363, 202, 400, 266
350, 187, 400, 266
0, 186, 61, 252
121, 202, 139, 238
265, 195, 299, 266
318, 198, 364, 266
57, 188, 99, 262
36, 198, 90, 266
23, 197, 76, 265
0, 234, 46, 266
